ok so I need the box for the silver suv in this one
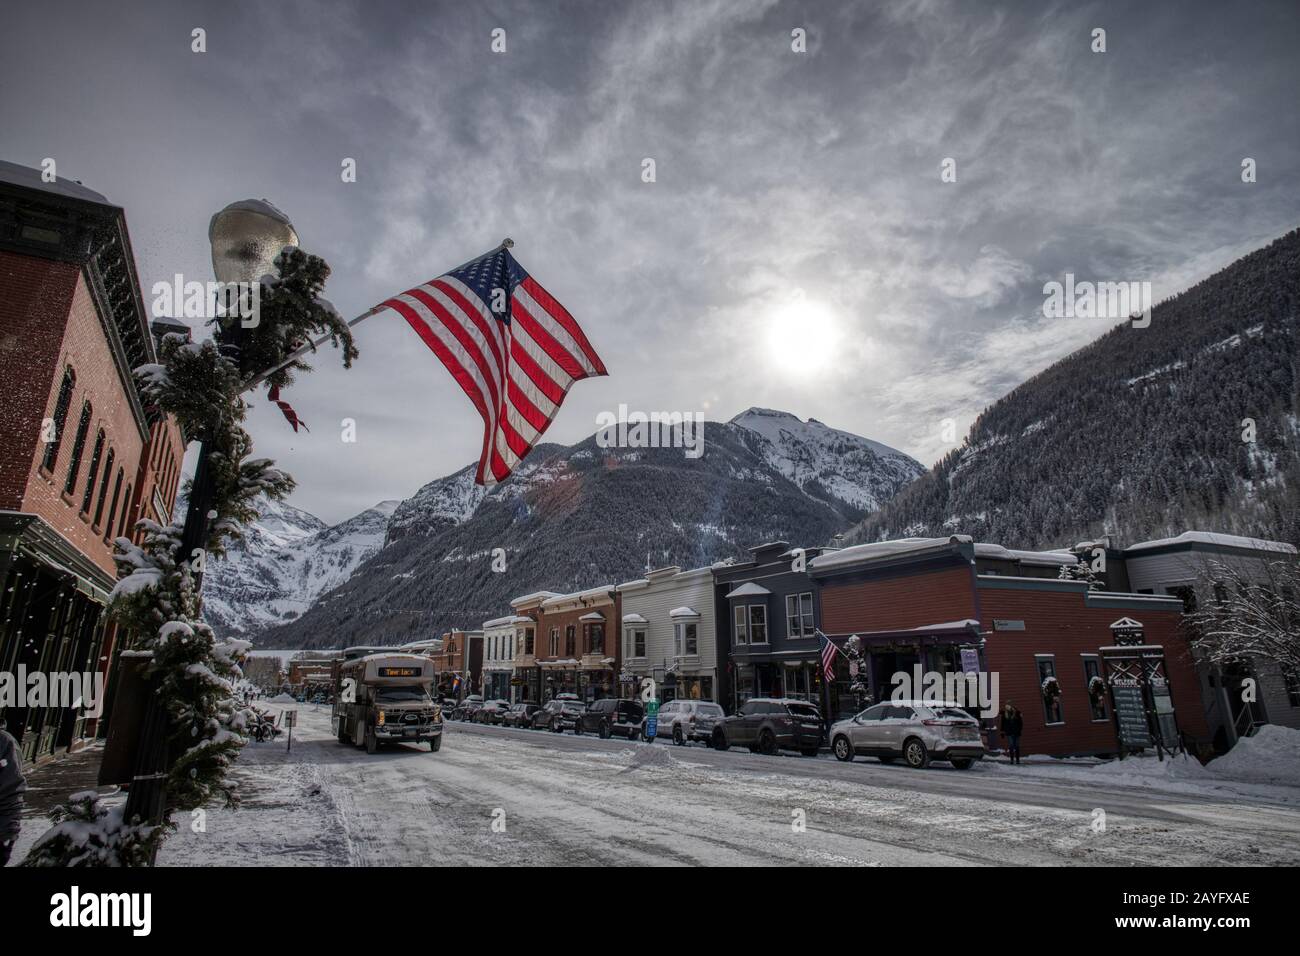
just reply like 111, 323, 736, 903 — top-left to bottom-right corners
650, 699, 725, 745
830, 700, 984, 769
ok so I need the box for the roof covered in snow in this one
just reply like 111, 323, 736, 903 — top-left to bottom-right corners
810, 536, 971, 570
669, 606, 701, 618
0, 159, 112, 206
1125, 531, 1297, 555
725, 582, 771, 598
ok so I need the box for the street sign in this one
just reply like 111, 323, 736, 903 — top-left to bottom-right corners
645, 699, 659, 739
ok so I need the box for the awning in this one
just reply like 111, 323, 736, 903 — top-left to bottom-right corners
669, 606, 701, 619
622, 612, 648, 624
579, 611, 606, 622
725, 582, 771, 599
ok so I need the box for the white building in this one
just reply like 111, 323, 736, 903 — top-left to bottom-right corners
1121, 531, 1300, 747
482, 615, 518, 700
617, 566, 719, 702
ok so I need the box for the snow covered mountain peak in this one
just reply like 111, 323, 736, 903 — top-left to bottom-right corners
728, 407, 924, 513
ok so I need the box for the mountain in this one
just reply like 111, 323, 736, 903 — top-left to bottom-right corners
243, 412, 923, 649
845, 227, 1300, 551
202, 497, 400, 638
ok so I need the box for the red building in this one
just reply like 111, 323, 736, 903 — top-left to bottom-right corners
535, 586, 620, 702
810, 536, 1210, 757
0, 161, 184, 763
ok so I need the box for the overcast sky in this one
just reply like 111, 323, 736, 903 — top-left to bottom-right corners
3, 0, 1298, 523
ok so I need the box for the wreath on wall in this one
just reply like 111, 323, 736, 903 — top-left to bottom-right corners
1088, 675, 1107, 703
1041, 675, 1062, 703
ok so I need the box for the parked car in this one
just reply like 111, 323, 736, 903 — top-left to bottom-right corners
829, 700, 985, 769
710, 698, 823, 756
651, 699, 725, 745
502, 702, 541, 728
531, 697, 587, 732
475, 699, 512, 724
579, 699, 645, 739
453, 694, 484, 722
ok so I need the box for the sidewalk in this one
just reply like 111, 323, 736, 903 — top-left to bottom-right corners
20, 741, 115, 819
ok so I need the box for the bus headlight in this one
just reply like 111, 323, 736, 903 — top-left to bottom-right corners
377, 710, 386, 726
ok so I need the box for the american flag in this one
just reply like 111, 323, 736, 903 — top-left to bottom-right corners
817, 630, 841, 682
382, 244, 607, 485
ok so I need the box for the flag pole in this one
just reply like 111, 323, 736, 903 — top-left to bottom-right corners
241, 238, 514, 393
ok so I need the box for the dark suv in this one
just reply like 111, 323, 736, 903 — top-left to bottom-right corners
711, 698, 823, 756
579, 699, 645, 739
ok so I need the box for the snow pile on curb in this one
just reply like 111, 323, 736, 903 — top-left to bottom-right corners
1091, 752, 1209, 787
268, 693, 298, 704
1206, 725, 1300, 787
619, 744, 681, 772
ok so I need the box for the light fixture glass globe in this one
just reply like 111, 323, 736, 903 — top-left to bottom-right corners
208, 198, 299, 286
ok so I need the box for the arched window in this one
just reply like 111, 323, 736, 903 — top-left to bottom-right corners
93, 448, 115, 527
81, 429, 105, 513
118, 483, 133, 538
64, 401, 92, 495
41, 366, 76, 472
104, 468, 124, 541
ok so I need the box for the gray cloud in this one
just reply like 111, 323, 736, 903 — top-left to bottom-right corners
3, 0, 1297, 522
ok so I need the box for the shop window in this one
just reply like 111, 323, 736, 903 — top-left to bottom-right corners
1082, 655, 1107, 720
734, 605, 748, 645
748, 605, 768, 643
41, 366, 76, 472
1037, 656, 1063, 725
64, 401, 92, 495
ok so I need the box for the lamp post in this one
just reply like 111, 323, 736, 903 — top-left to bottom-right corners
121, 200, 298, 841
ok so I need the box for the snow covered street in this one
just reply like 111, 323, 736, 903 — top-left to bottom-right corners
14, 702, 1296, 867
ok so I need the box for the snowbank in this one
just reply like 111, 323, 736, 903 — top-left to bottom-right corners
1207, 725, 1300, 787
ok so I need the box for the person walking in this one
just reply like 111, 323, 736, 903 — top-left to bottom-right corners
0, 717, 26, 867
1000, 702, 1024, 765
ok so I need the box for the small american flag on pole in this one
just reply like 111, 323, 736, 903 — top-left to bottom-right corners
381, 243, 607, 486
817, 629, 841, 682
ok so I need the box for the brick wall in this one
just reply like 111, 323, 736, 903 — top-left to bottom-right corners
6, 251, 147, 577
0, 250, 75, 509
819, 564, 978, 634
980, 582, 1210, 755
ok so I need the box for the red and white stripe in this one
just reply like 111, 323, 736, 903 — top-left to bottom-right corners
382, 272, 606, 486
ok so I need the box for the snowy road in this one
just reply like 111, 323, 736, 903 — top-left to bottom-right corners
17, 703, 1298, 866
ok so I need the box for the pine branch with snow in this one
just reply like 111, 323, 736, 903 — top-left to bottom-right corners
20, 791, 170, 868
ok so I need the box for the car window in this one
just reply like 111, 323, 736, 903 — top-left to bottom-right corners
934, 707, 975, 721
886, 705, 915, 720
740, 701, 759, 716
787, 703, 820, 719
858, 704, 888, 721
697, 703, 724, 716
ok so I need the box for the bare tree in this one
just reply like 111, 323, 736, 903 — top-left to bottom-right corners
1188, 559, 1300, 683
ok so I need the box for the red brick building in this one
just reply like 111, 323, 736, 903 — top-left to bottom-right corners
535, 586, 620, 701
810, 536, 1210, 757
0, 161, 184, 763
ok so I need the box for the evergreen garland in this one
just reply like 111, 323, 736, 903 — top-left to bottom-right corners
23, 245, 355, 865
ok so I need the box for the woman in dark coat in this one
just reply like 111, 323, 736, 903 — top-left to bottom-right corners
1000, 702, 1024, 765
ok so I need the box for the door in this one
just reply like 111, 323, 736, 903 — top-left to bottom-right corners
850, 703, 890, 752
877, 704, 916, 753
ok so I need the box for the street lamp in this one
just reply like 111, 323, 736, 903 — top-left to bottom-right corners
123, 199, 298, 844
